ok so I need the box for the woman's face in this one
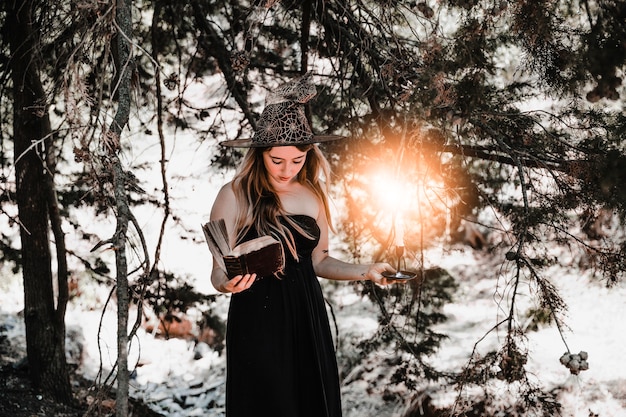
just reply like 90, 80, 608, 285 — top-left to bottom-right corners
263, 146, 308, 189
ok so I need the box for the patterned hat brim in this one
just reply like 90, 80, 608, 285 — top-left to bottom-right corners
220, 74, 345, 148
219, 134, 346, 148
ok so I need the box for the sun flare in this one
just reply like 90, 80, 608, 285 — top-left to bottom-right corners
342, 145, 451, 254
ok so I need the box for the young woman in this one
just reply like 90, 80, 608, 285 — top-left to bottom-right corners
209, 74, 395, 417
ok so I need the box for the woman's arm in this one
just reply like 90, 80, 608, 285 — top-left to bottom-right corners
311, 203, 394, 285
209, 183, 256, 293
315, 255, 394, 284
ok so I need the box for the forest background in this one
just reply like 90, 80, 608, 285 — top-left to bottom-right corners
1, 0, 626, 416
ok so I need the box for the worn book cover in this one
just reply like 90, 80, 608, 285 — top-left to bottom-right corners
202, 219, 284, 279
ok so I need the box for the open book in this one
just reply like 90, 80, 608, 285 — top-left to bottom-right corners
202, 218, 284, 279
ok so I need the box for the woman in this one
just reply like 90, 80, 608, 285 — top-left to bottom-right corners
209, 73, 394, 417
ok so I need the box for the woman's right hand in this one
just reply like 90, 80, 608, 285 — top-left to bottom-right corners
219, 273, 257, 293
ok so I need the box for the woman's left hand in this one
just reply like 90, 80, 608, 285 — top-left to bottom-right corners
363, 263, 395, 286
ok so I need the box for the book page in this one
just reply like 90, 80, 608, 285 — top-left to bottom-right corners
202, 219, 231, 272
230, 235, 279, 256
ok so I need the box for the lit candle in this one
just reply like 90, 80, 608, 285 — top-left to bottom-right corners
394, 216, 404, 248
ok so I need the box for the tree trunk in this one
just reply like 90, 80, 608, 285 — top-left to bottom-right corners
112, 0, 133, 415
7, 0, 72, 403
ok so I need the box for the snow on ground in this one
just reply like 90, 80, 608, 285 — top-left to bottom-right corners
429, 246, 626, 417
1, 241, 626, 416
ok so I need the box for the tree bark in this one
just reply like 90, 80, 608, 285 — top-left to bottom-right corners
7, 0, 72, 403
111, 0, 133, 415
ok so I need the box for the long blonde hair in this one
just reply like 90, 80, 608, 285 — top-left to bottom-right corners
231, 144, 333, 259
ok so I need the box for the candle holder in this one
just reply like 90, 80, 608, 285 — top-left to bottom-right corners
382, 245, 417, 280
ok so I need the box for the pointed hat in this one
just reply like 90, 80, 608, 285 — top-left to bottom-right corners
220, 73, 345, 147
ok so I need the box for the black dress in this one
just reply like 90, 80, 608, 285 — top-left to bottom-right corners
225, 215, 342, 417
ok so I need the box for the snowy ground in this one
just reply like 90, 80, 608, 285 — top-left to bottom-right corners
1, 242, 625, 417
430, 247, 626, 417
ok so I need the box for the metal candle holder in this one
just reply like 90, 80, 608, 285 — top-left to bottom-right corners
382, 245, 417, 280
